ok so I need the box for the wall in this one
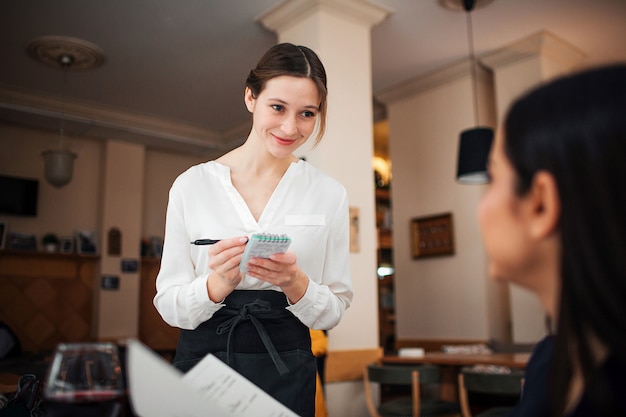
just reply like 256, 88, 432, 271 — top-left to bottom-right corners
142, 148, 206, 238
380, 60, 510, 343
1, 124, 102, 239
481, 32, 587, 342
0, 123, 206, 339
382, 31, 587, 346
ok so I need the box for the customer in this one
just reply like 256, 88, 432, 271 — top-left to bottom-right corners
478, 64, 626, 416
153, 42, 353, 417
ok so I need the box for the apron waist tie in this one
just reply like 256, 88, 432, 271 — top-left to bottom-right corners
216, 299, 290, 376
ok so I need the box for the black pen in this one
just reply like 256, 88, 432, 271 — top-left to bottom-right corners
191, 239, 221, 245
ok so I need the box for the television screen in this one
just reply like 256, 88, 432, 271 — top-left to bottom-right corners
0, 175, 39, 217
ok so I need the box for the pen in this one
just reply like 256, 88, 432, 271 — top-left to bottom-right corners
191, 239, 221, 245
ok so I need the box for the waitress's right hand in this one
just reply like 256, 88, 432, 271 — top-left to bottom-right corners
206, 236, 249, 302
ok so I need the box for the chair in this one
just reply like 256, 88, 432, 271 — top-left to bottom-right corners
458, 368, 524, 417
364, 362, 460, 417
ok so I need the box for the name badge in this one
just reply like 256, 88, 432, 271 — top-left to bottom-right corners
285, 215, 325, 226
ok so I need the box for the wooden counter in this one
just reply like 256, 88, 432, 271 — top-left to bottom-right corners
0, 250, 99, 352
138, 257, 179, 353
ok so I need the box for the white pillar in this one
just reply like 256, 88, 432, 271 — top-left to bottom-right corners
259, 0, 390, 350
259, 2, 390, 416
97, 140, 145, 340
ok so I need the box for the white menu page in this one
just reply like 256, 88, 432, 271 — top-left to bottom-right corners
126, 338, 298, 417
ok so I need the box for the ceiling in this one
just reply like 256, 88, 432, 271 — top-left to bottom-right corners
2, 0, 626, 157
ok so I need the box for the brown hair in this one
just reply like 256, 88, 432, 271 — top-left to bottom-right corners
246, 42, 328, 146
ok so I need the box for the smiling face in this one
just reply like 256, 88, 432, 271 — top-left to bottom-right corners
245, 75, 320, 159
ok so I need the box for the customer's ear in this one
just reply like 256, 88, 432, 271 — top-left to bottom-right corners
528, 171, 560, 238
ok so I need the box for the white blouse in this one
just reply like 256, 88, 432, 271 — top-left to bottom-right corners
153, 160, 353, 331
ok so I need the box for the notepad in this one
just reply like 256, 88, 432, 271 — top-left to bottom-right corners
240, 233, 291, 272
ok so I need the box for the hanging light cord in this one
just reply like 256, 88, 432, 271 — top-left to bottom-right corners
58, 54, 73, 150
465, 6, 481, 127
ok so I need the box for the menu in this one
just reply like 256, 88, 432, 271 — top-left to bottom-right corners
126, 339, 298, 417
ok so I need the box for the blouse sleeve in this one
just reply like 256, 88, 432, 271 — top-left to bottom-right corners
286, 186, 353, 330
153, 181, 224, 330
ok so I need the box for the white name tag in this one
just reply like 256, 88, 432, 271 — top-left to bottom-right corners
284, 215, 325, 226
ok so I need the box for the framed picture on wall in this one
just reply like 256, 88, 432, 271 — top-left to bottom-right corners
59, 236, 75, 254
150, 236, 163, 258
7, 232, 36, 251
75, 230, 98, 254
411, 212, 455, 259
349, 206, 360, 253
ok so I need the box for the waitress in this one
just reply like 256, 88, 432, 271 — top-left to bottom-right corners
153, 42, 353, 417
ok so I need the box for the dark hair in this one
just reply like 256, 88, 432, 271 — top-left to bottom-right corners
246, 42, 328, 146
504, 64, 626, 415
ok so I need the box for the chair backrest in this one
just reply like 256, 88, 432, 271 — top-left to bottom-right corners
364, 363, 442, 417
458, 369, 524, 417
366, 363, 440, 384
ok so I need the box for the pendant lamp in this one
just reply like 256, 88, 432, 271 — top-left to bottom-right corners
27, 36, 105, 188
449, 0, 494, 184
42, 53, 77, 188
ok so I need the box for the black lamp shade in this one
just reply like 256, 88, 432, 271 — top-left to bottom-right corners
456, 127, 493, 184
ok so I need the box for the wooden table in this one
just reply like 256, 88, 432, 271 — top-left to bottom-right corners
381, 352, 531, 401
382, 352, 530, 368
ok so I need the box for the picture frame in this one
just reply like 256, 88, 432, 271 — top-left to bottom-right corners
411, 212, 455, 259
59, 236, 75, 254
7, 232, 37, 251
150, 236, 163, 258
349, 206, 360, 253
75, 230, 98, 255
0, 222, 6, 250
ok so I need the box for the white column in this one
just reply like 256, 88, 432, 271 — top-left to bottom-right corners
482, 31, 585, 343
259, 0, 390, 350
259, 2, 390, 416
97, 140, 145, 340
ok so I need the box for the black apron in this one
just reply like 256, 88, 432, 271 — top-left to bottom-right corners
173, 290, 316, 417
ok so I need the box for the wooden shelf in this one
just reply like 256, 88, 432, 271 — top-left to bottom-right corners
378, 230, 392, 249
375, 186, 395, 353
375, 188, 391, 201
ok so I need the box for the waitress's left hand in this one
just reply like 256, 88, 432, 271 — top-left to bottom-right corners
244, 251, 309, 304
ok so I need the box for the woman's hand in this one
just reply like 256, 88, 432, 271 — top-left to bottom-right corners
244, 251, 310, 304
206, 236, 248, 302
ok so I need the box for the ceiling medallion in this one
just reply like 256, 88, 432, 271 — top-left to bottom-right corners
27, 35, 105, 70
438, 0, 495, 12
